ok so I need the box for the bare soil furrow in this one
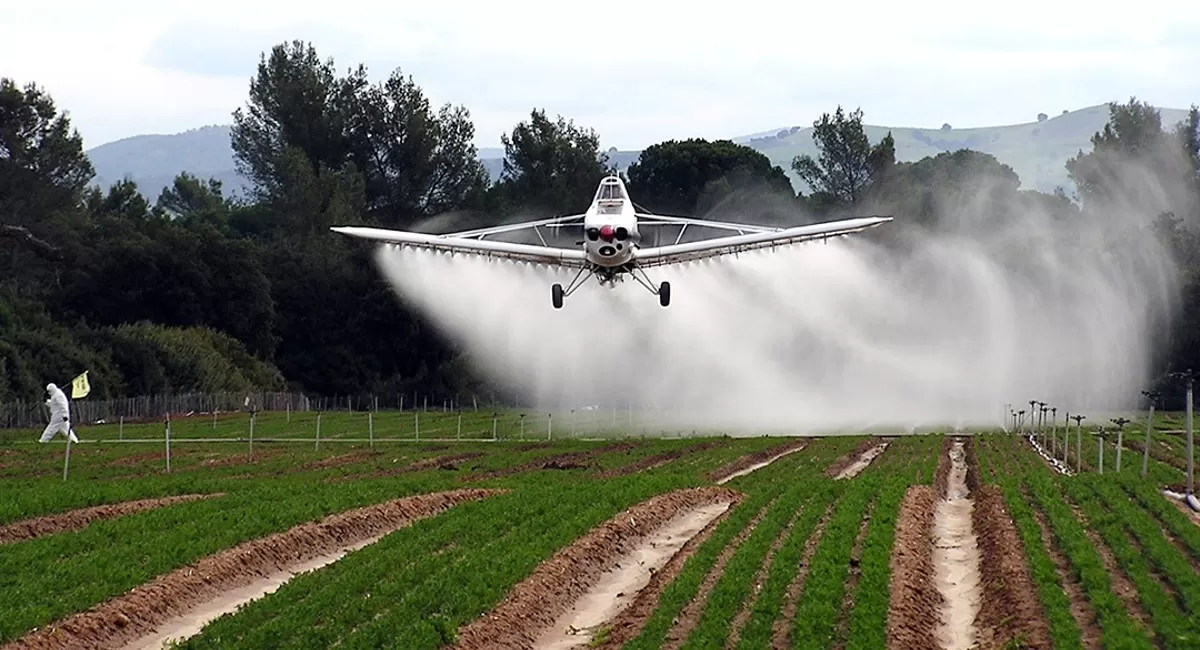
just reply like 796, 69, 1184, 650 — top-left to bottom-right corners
964, 440, 1053, 650
0, 494, 224, 545
824, 437, 884, 479
1066, 503, 1155, 638
586, 497, 740, 650
3, 488, 500, 650
709, 439, 807, 484
450, 486, 742, 650
886, 486, 940, 650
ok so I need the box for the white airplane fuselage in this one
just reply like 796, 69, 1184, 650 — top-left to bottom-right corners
581, 176, 639, 269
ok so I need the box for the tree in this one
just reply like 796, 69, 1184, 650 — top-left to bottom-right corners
791, 106, 895, 209
343, 70, 490, 227
153, 172, 233, 226
625, 138, 794, 217
1064, 97, 1197, 217
230, 41, 359, 204
494, 109, 611, 214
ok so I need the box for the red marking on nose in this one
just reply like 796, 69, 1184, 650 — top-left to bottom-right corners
599, 225, 614, 241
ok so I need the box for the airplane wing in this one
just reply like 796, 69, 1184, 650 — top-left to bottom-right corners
633, 212, 782, 235
330, 225, 589, 267
632, 215, 892, 268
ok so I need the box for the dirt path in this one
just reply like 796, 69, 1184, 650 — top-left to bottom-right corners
587, 498, 738, 650
532, 501, 733, 649
2, 489, 500, 650
931, 439, 982, 650
450, 486, 741, 650
835, 441, 889, 480
709, 439, 808, 484
0, 494, 224, 545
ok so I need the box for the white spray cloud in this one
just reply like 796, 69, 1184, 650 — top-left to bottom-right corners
370, 158, 1189, 435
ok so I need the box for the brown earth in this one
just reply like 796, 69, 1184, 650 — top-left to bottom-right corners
707, 439, 808, 483
824, 437, 884, 478
299, 451, 380, 471
0, 494, 224, 545
1, 488, 500, 650
325, 452, 486, 482
449, 485, 742, 650
885, 485, 940, 650
461, 442, 641, 482
594, 442, 720, 480
586, 494, 744, 649
963, 439, 1054, 650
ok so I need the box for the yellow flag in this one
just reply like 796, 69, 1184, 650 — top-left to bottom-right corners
70, 371, 90, 399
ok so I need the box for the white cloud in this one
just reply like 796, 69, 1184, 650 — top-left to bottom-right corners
4, 0, 1198, 150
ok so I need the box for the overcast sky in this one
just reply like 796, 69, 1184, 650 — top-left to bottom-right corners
6, 0, 1199, 151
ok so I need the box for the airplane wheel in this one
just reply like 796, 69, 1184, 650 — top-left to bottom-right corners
552, 283, 564, 309
659, 281, 671, 307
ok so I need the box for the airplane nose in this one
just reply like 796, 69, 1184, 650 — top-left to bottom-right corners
599, 225, 614, 241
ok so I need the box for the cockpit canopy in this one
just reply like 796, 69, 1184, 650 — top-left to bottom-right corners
594, 176, 627, 202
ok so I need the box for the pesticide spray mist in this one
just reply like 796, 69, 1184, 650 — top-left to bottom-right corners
371, 154, 1193, 435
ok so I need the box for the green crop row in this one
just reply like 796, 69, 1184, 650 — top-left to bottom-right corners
787, 472, 879, 650
678, 472, 827, 649
176, 472, 689, 648
623, 436, 861, 650
733, 484, 843, 649
1116, 476, 1200, 561
1024, 472, 1154, 648
974, 434, 1086, 650
1064, 478, 1199, 648
842, 472, 910, 649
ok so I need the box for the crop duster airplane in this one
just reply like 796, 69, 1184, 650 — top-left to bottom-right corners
331, 175, 893, 308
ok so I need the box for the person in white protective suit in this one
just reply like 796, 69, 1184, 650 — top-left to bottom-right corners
39, 383, 79, 443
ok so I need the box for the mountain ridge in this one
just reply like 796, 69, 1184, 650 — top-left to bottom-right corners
84, 104, 1196, 201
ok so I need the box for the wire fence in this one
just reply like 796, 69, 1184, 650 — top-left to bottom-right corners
0, 390, 524, 430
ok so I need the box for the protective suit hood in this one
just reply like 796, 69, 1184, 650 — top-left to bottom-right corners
46, 383, 57, 393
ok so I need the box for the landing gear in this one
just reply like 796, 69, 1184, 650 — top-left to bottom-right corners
631, 266, 671, 308
659, 281, 671, 307
551, 266, 594, 309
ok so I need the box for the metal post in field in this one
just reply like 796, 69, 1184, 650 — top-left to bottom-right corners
316, 412, 322, 450
119, 416, 124, 441
1140, 390, 1159, 479
415, 411, 420, 441
165, 414, 172, 473
492, 413, 498, 441
548, 413, 553, 440
457, 413, 462, 439
1110, 417, 1129, 472
369, 411, 374, 449
62, 436, 72, 480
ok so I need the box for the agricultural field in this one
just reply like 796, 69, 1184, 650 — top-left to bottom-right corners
0, 409, 1197, 649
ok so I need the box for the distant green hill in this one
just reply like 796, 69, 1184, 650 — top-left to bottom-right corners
84, 104, 1195, 202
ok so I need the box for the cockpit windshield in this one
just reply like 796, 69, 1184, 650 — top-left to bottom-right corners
595, 179, 626, 202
